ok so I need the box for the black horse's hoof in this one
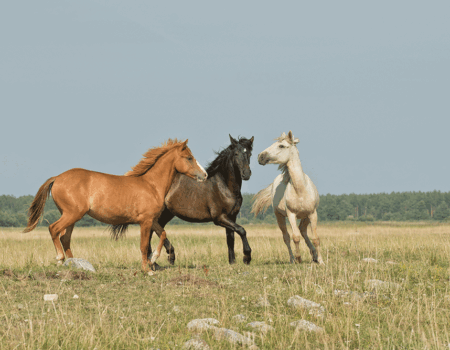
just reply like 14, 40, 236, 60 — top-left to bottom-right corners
243, 255, 251, 265
168, 254, 175, 265
229, 259, 236, 265
150, 263, 161, 271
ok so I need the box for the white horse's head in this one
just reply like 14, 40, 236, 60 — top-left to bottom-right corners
258, 130, 299, 166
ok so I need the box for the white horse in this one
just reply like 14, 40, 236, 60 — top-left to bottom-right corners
252, 131, 324, 264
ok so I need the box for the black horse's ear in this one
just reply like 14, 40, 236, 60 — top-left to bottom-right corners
229, 134, 238, 145
250, 136, 254, 144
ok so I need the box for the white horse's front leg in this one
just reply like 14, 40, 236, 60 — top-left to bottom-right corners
275, 211, 295, 263
287, 211, 302, 263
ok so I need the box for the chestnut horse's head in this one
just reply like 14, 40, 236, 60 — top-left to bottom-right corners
175, 140, 208, 182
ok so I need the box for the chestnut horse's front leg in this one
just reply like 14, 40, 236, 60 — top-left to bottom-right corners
139, 221, 153, 271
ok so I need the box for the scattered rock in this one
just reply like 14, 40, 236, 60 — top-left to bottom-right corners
365, 279, 401, 292
173, 306, 181, 313
343, 302, 352, 307
214, 327, 255, 346
290, 319, 324, 333
182, 338, 210, 350
246, 321, 274, 333
255, 296, 270, 307
187, 318, 220, 333
314, 284, 325, 295
287, 295, 326, 317
232, 314, 247, 323
73, 295, 79, 299
334, 289, 377, 301
17, 304, 24, 310
44, 294, 58, 302
361, 258, 378, 263
386, 261, 397, 265
63, 258, 96, 272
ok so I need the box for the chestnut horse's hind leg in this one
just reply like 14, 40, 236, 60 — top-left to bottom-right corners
60, 224, 75, 259
298, 218, 318, 263
49, 215, 81, 263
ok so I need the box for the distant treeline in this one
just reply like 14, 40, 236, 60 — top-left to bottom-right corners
1, 191, 450, 228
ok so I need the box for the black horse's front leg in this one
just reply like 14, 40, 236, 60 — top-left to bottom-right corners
225, 228, 236, 264
215, 214, 251, 265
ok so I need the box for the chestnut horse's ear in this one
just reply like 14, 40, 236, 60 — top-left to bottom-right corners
181, 139, 188, 150
249, 136, 254, 144
229, 134, 238, 145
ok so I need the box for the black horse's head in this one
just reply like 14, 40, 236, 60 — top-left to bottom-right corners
229, 135, 253, 181
205, 135, 254, 181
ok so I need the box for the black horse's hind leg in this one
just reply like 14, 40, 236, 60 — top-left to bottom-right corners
226, 228, 236, 264
215, 214, 252, 265
147, 208, 176, 266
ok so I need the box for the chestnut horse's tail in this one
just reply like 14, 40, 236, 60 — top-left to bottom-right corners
251, 183, 273, 217
23, 177, 56, 233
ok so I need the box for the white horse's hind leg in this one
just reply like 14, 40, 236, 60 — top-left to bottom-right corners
275, 211, 295, 263
309, 210, 324, 264
299, 218, 319, 263
287, 211, 302, 263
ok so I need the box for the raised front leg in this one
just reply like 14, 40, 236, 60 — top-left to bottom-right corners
275, 211, 295, 263
286, 211, 302, 263
309, 210, 324, 264
226, 228, 236, 264
215, 214, 252, 265
148, 222, 167, 268
147, 210, 176, 267
299, 218, 319, 263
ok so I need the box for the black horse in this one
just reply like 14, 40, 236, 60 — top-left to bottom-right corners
112, 135, 254, 266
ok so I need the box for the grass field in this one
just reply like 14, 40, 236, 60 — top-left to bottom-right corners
1, 222, 450, 349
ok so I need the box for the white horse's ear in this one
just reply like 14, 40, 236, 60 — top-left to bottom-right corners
293, 138, 299, 144
280, 132, 286, 139
288, 130, 294, 143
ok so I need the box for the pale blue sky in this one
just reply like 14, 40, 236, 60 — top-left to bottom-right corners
1, 1, 449, 197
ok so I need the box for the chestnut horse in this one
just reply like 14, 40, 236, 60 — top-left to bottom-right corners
23, 139, 207, 271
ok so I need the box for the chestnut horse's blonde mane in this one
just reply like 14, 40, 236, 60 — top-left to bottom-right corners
125, 139, 187, 177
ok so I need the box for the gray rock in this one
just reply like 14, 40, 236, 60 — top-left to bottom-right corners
214, 327, 255, 346
232, 314, 247, 323
255, 296, 270, 307
187, 318, 220, 332
334, 289, 377, 300
63, 258, 96, 272
290, 320, 324, 333
365, 279, 401, 292
182, 339, 210, 350
287, 295, 325, 317
246, 321, 274, 333
44, 294, 58, 302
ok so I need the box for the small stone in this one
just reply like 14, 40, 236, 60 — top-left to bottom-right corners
148, 271, 154, 276
246, 321, 274, 333
343, 302, 352, 307
63, 258, 96, 272
44, 294, 58, 302
287, 295, 326, 317
17, 304, 24, 310
362, 258, 378, 263
365, 279, 401, 292
182, 338, 210, 350
232, 314, 247, 323
73, 295, 79, 299
187, 318, 220, 333
214, 327, 254, 346
290, 319, 324, 333
386, 261, 397, 265
255, 296, 270, 307
173, 306, 181, 313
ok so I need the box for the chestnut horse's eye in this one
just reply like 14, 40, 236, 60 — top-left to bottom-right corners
187, 157, 193, 161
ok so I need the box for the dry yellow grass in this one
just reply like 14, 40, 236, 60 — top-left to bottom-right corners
1, 222, 450, 349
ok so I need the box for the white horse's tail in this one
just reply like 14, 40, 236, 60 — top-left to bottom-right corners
251, 183, 273, 216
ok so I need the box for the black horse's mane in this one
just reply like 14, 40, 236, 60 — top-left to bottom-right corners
205, 137, 253, 177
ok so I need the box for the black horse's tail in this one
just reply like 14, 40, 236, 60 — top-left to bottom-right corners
109, 224, 129, 240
